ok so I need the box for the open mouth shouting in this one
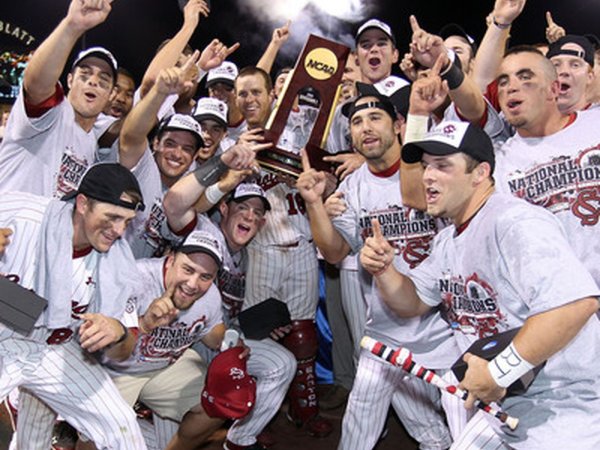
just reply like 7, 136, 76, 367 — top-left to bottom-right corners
426, 186, 440, 204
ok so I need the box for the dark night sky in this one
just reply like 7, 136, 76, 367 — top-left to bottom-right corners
1, 0, 599, 89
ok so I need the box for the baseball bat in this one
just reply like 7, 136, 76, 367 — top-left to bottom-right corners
360, 336, 519, 430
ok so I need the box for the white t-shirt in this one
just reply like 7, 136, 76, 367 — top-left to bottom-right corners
410, 192, 600, 448
495, 109, 600, 284
331, 163, 459, 369
109, 257, 223, 375
0, 86, 98, 198
125, 148, 171, 259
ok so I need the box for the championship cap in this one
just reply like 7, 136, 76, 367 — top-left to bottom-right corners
355, 19, 396, 46
206, 61, 239, 88
201, 347, 257, 420
228, 182, 271, 211
72, 46, 118, 81
344, 92, 398, 122
192, 97, 228, 128
157, 114, 204, 149
439, 23, 478, 54
402, 121, 495, 173
178, 230, 223, 268
352, 76, 411, 118
547, 35, 595, 67
62, 163, 145, 211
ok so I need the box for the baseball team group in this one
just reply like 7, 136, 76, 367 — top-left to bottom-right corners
1, 0, 600, 449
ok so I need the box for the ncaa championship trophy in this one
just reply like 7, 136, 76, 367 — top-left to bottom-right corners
260, 35, 350, 177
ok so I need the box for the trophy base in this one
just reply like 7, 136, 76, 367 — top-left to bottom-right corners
257, 141, 334, 179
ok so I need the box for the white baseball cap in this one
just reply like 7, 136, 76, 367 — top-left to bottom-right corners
158, 114, 204, 149
193, 97, 228, 128
72, 46, 118, 81
229, 183, 271, 211
355, 19, 396, 46
178, 230, 223, 267
206, 61, 239, 88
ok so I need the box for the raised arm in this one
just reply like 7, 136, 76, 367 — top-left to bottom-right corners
139, 0, 208, 96
400, 58, 449, 211
472, 0, 526, 92
119, 53, 199, 169
409, 16, 486, 124
256, 21, 291, 73
296, 149, 350, 264
163, 142, 264, 231
24, 0, 114, 104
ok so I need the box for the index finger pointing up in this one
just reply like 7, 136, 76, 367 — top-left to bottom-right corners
545, 11, 555, 26
410, 15, 422, 33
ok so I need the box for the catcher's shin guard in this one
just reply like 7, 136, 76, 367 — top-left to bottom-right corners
282, 320, 332, 438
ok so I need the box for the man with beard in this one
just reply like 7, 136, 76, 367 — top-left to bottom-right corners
297, 94, 455, 450
164, 180, 296, 450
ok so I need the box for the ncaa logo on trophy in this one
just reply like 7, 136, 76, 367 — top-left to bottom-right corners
260, 35, 350, 177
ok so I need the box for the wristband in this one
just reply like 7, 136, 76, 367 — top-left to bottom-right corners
488, 342, 534, 388
193, 155, 228, 187
492, 17, 511, 30
403, 114, 429, 145
205, 183, 227, 205
440, 60, 465, 90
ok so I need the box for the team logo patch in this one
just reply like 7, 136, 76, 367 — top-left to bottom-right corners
439, 272, 507, 338
506, 145, 600, 226
359, 206, 439, 268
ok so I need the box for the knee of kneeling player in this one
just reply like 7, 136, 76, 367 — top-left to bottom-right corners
282, 320, 319, 360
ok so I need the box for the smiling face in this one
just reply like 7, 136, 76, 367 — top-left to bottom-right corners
550, 44, 594, 114
219, 197, 266, 252
497, 52, 559, 136
67, 56, 114, 127
197, 119, 227, 163
235, 73, 273, 129
349, 97, 401, 168
356, 29, 399, 84
75, 195, 137, 253
164, 252, 219, 310
153, 130, 199, 185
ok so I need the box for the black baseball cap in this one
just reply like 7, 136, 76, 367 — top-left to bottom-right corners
354, 80, 411, 119
402, 121, 495, 173
178, 230, 223, 268
584, 34, 600, 51
344, 93, 398, 122
62, 163, 145, 211
439, 23, 478, 55
72, 46, 118, 81
547, 35, 595, 67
